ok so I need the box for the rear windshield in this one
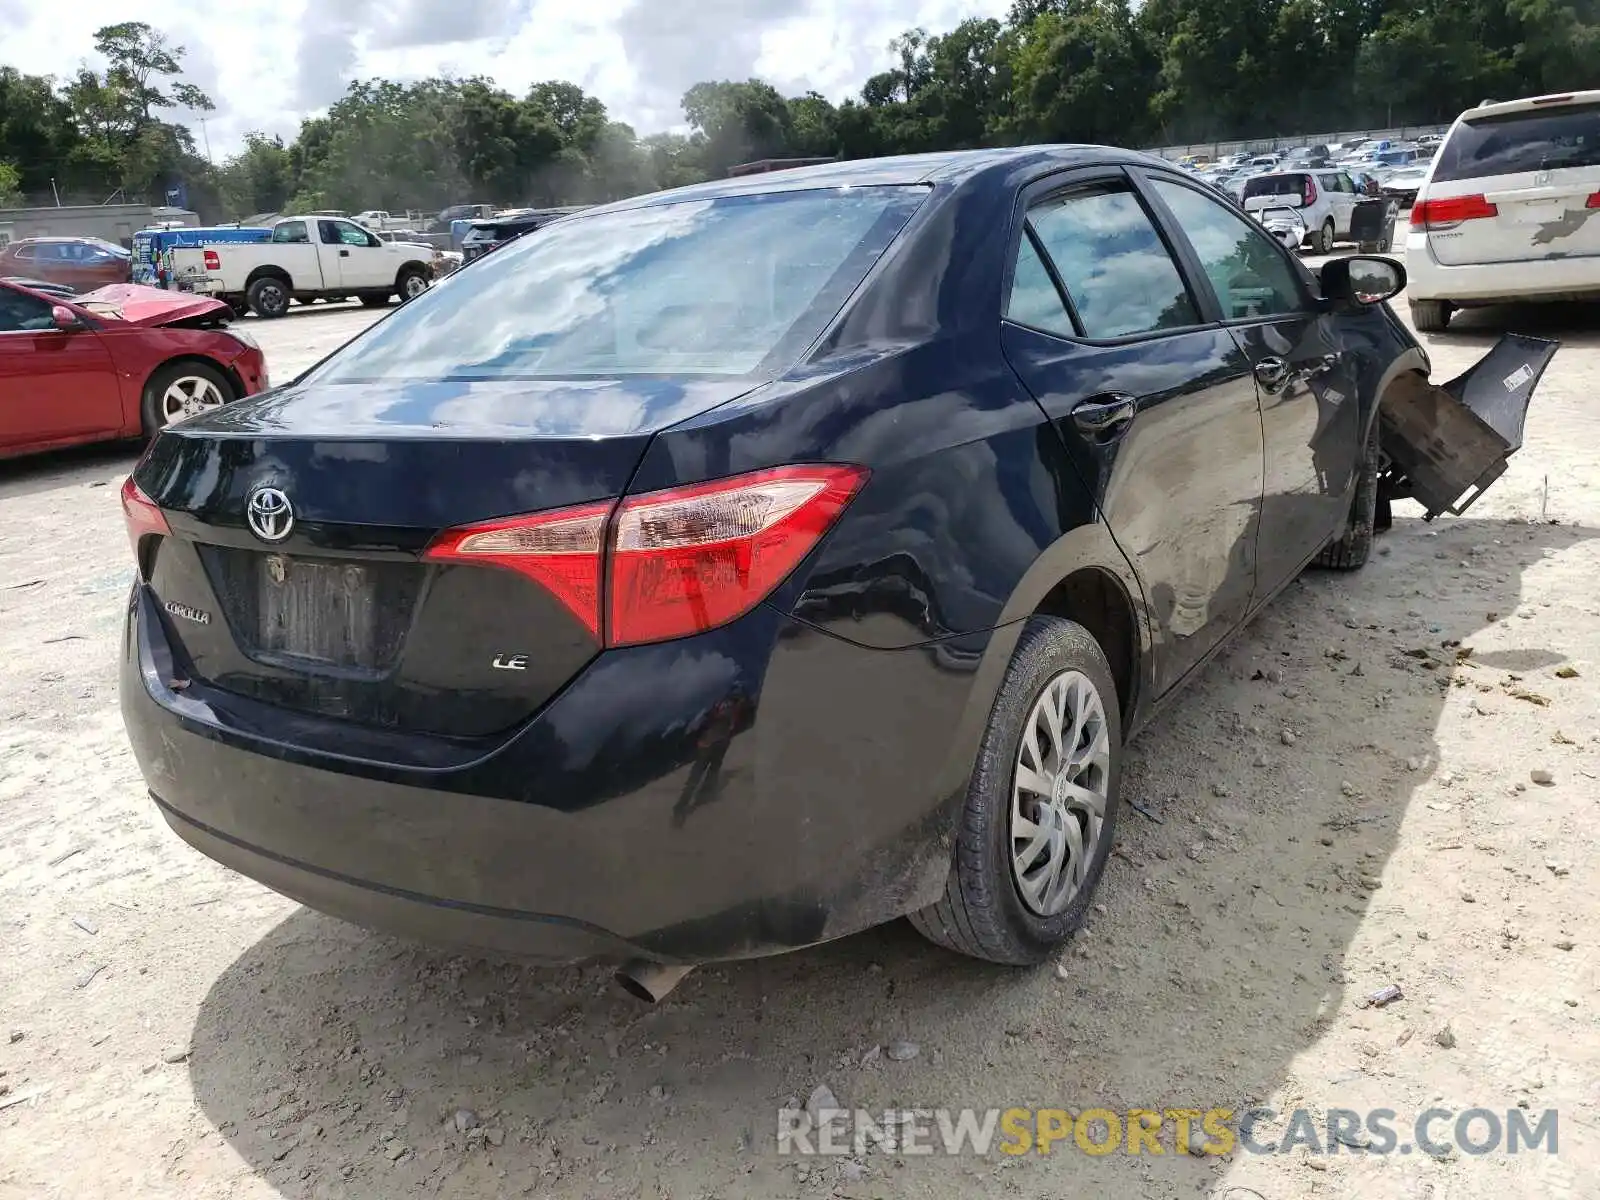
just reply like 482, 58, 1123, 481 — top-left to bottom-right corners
313, 186, 926, 381
1242, 174, 1308, 199
1435, 102, 1600, 181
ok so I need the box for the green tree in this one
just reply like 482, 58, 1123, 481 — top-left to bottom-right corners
1007, 2, 1154, 145
217, 133, 293, 217
682, 79, 796, 174
0, 161, 22, 206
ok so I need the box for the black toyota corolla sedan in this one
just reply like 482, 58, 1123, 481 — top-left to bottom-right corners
120, 147, 1553, 992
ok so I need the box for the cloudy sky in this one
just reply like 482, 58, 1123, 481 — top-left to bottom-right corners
2, 0, 1009, 160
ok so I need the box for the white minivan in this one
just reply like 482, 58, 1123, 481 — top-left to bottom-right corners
1405, 90, 1600, 331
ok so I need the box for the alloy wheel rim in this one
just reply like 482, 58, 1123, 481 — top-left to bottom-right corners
160, 376, 225, 425
1009, 669, 1111, 917
404, 275, 426, 297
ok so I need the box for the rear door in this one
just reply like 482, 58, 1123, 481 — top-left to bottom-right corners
268, 221, 323, 290
999, 169, 1265, 696
1424, 97, 1600, 266
1138, 172, 1365, 595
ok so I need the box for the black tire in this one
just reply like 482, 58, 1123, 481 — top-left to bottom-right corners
910, 616, 1123, 965
1374, 480, 1394, 533
1410, 299, 1451, 332
140, 359, 235, 439
1315, 415, 1379, 570
359, 294, 392, 308
396, 267, 429, 302
247, 275, 291, 319
1315, 219, 1335, 254
1358, 240, 1381, 254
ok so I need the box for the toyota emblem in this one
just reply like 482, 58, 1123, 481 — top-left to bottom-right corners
246, 486, 294, 543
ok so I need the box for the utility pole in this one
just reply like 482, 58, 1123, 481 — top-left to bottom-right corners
50, 178, 61, 207
198, 116, 213, 164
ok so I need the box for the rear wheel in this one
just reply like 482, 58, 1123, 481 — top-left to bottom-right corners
1315, 218, 1336, 254
1315, 415, 1379, 570
141, 360, 235, 437
397, 267, 429, 301
1410, 299, 1451, 332
247, 276, 291, 319
910, 616, 1122, 965
359, 294, 392, 308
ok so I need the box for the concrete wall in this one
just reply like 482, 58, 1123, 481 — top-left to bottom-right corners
0, 205, 199, 249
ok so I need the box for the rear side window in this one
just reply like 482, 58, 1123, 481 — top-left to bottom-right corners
1005, 235, 1075, 337
312, 186, 928, 381
1026, 184, 1199, 339
1435, 103, 1600, 181
273, 221, 309, 244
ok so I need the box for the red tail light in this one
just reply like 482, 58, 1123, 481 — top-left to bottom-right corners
1411, 194, 1498, 228
203, 249, 221, 270
424, 501, 611, 639
121, 477, 171, 566
1586, 191, 1600, 209
1303, 175, 1318, 206
424, 464, 868, 647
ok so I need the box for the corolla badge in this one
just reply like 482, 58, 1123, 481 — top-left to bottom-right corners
246, 486, 294, 543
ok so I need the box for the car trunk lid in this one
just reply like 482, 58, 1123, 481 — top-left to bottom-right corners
133, 375, 762, 737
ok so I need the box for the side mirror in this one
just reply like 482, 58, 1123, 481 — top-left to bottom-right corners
1321, 255, 1406, 310
50, 305, 82, 331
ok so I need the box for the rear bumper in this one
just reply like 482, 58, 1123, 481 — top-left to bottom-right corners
174, 275, 225, 296
120, 585, 983, 964
1406, 233, 1600, 303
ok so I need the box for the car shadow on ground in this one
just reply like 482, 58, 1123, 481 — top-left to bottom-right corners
0, 440, 137, 503
1424, 299, 1600, 351
182, 512, 1595, 1198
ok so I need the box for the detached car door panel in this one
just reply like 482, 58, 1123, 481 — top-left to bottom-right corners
999, 173, 1265, 698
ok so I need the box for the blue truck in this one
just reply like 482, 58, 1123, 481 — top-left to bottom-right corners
132, 225, 272, 288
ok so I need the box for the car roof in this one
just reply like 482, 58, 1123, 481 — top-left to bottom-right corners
587, 146, 1171, 216
1465, 89, 1600, 121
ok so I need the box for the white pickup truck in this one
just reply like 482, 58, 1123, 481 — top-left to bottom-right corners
166, 215, 436, 318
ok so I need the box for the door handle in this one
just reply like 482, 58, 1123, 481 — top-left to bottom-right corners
1070, 393, 1137, 440
1254, 356, 1290, 389
338, 249, 350, 257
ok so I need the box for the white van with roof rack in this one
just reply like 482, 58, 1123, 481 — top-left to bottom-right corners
1405, 89, 1600, 331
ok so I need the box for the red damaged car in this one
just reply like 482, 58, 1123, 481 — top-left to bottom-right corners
0, 281, 268, 460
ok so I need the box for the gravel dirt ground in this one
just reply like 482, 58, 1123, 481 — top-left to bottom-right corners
2, 280, 1598, 1200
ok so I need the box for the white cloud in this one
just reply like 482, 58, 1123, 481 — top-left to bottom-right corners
2, 0, 1009, 160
